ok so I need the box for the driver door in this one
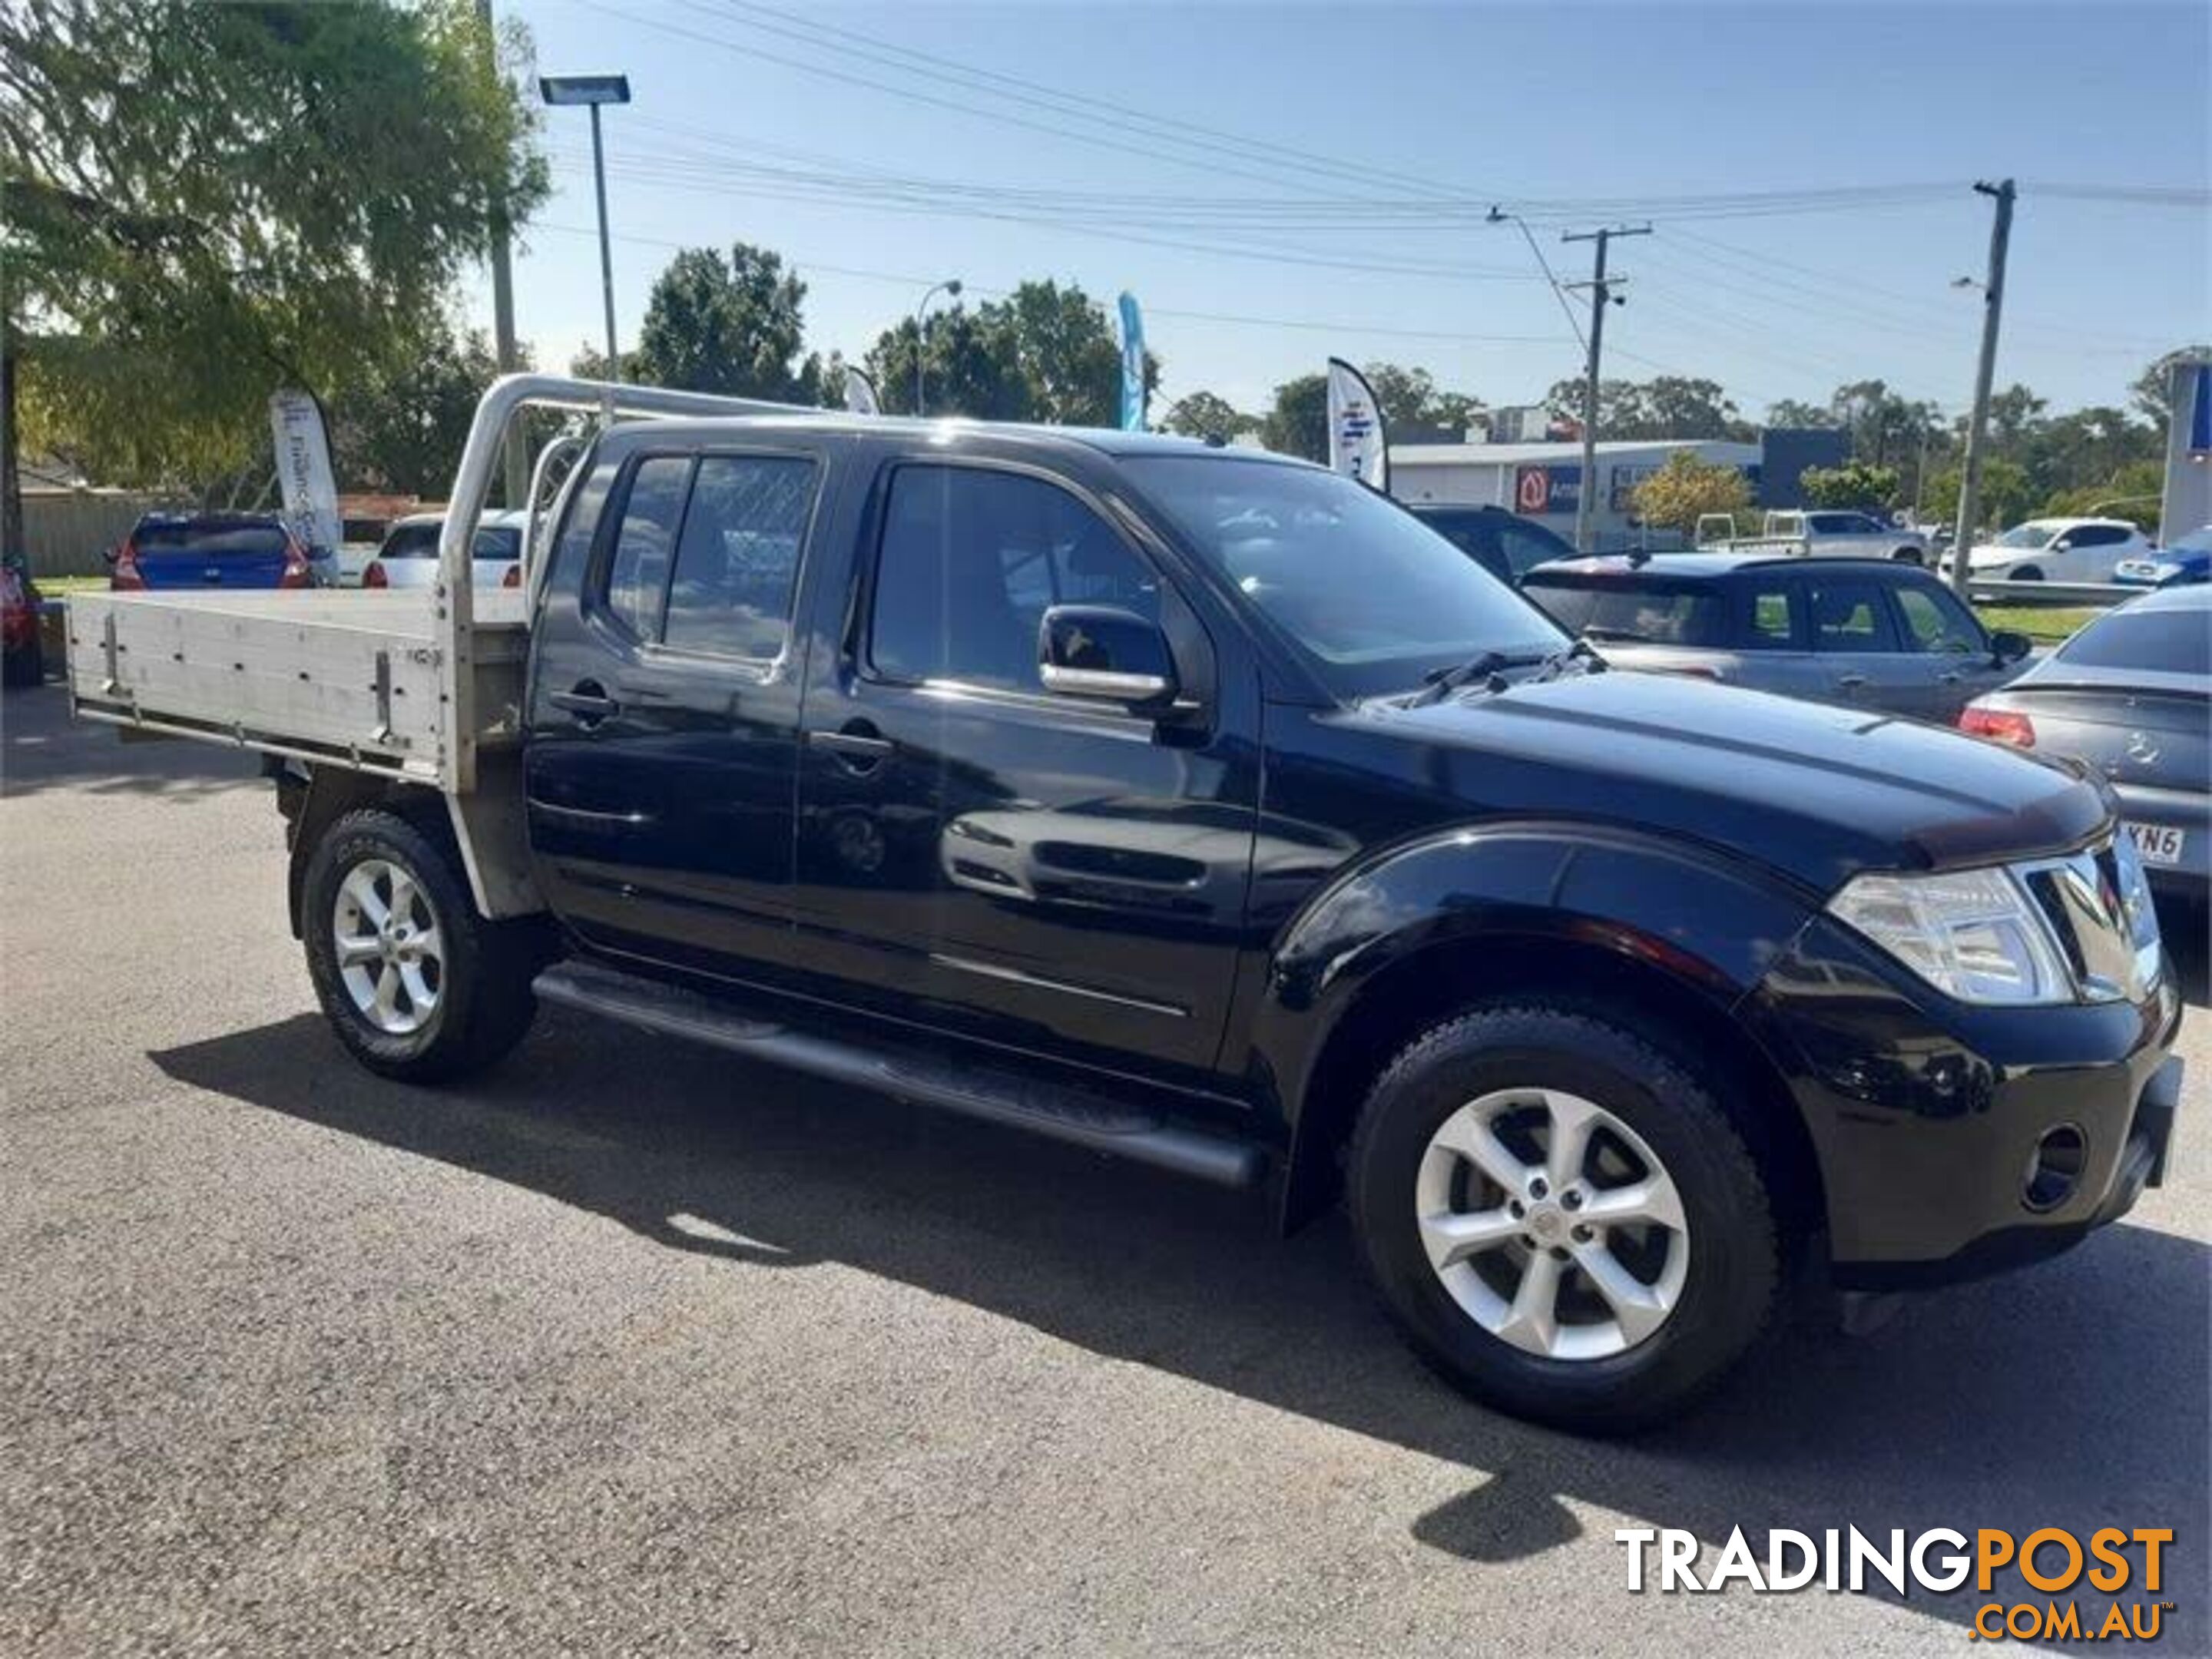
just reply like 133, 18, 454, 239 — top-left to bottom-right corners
791, 458, 1257, 1078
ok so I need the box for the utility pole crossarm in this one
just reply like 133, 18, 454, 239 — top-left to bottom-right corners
1561, 224, 1651, 555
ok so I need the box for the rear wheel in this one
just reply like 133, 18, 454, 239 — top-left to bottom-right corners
1348, 1003, 1780, 1433
302, 807, 542, 1083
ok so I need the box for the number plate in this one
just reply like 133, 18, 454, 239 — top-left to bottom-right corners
2126, 822, 2186, 866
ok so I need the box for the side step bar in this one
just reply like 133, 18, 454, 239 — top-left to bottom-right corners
533, 960, 1268, 1190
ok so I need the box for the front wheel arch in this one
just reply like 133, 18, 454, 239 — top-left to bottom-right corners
1279, 932, 1824, 1247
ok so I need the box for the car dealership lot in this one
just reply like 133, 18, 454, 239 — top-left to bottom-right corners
3, 684, 2205, 1658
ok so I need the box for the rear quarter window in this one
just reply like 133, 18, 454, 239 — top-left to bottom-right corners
1522, 579, 1726, 646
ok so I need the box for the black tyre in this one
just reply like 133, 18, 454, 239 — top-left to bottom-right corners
1348, 1003, 1780, 1434
1891, 547, 1923, 565
2, 634, 41, 688
2012, 565, 2043, 581
301, 806, 543, 1084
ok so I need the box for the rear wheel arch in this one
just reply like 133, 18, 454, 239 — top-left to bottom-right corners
283, 769, 462, 938
1280, 932, 1824, 1248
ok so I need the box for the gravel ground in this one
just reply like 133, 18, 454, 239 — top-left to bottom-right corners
3, 682, 2206, 1658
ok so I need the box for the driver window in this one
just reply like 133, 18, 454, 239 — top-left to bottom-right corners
870, 465, 1160, 693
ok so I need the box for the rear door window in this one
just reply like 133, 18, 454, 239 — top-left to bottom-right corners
1806, 578, 1902, 651
661, 455, 819, 660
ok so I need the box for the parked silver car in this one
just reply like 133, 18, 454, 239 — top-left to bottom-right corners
1959, 584, 2209, 902
1521, 552, 2033, 722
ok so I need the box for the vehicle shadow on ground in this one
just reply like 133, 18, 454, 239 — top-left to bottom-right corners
0, 684, 264, 800
156, 1005, 2207, 1649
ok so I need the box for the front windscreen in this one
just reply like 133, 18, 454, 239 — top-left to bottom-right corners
1125, 456, 1565, 698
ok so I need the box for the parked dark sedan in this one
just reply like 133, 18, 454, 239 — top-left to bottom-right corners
1407, 502, 1577, 585
1522, 552, 2033, 722
1960, 584, 2210, 901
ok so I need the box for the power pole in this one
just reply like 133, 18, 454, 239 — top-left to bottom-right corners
1562, 224, 1649, 553
476, 0, 528, 510
1949, 178, 2015, 598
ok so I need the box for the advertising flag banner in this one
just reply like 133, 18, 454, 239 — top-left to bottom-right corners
267, 389, 341, 556
1118, 293, 1147, 432
1326, 357, 1389, 490
844, 365, 882, 417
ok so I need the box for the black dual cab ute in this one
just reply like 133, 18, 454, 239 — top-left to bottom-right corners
86, 391, 2182, 1432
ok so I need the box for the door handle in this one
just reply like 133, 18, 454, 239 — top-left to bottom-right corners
1834, 674, 1869, 690
810, 720, 894, 770
1936, 669, 1965, 684
551, 680, 618, 724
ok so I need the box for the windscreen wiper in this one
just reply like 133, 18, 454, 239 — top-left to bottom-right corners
1409, 649, 1552, 707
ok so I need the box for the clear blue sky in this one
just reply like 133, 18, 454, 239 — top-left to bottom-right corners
476, 1, 2210, 424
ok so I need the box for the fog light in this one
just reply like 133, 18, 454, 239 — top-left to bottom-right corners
2022, 1124, 2087, 1213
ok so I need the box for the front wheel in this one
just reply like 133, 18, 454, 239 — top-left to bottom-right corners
1348, 1004, 1780, 1433
1891, 547, 1924, 565
302, 806, 543, 1083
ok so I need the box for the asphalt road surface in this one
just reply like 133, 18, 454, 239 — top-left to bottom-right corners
4, 683, 2207, 1658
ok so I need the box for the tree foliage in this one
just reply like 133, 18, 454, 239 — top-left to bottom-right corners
856, 280, 1149, 424
1919, 458, 2035, 536
2130, 346, 2210, 429
631, 243, 810, 401
4, 0, 547, 488
1545, 375, 1751, 442
1259, 373, 1329, 462
332, 313, 505, 499
1360, 362, 1482, 435
1631, 450, 1751, 535
1798, 461, 1900, 511
1162, 391, 1252, 441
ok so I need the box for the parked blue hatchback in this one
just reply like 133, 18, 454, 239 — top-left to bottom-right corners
2114, 525, 2210, 589
109, 512, 330, 591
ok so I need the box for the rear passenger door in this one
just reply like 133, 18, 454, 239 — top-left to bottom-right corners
525, 443, 830, 976
1803, 572, 1922, 714
791, 457, 1256, 1078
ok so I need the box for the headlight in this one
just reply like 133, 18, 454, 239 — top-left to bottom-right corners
1827, 866, 2071, 1005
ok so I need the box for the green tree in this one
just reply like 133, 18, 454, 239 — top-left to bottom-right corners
5, 0, 546, 501
1799, 461, 1901, 511
1260, 373, 1329, 462
631, 243, 809, 401
1544, 375, 1747, 441
1162, 391, 1252, 441
978, 280, 1152, 426
1919, 458, 2035, 538
333, 313, 504, 498
1764, 398, 1839, 429
2038, 459, 2165, 530
1361, 361, 1482, 435
863, 307, 1032, 420
1631, 450, 1751, 535
2129, 346, 2210, 429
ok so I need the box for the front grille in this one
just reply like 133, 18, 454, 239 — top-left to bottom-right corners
2019, 836, 2161, 1002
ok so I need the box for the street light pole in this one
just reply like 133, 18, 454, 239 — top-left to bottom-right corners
913, 278, 962, 415
588, 102, 618, 380
539, 74, 632, 389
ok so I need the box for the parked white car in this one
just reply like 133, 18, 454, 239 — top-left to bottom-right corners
361, 510, 528, 589
1952, 517, 2153, 584
1703, 510, 1929, 564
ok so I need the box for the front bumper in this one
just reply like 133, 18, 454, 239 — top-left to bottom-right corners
1741, 914, 2184, 1290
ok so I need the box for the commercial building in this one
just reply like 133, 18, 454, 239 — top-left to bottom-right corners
1389, 429, 1849, 551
